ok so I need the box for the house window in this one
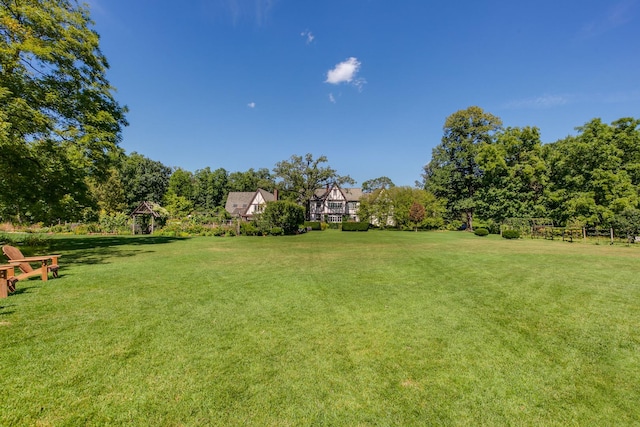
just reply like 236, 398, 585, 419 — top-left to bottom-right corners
328, 202, 343, 209
328, 215, 341, 223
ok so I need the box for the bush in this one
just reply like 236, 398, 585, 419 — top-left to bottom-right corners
304, 221, 322, 231
258, 201, 305, 235
73, 224, 89, 235
342, 222, 369, 232
502, 229, 521, 239
474, 228, 489, 237
269, 227, 283, 236
473, 228, 489, 237
240, 222, 260, 236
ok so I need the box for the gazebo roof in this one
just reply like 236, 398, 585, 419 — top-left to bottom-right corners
130, 201, 162, 218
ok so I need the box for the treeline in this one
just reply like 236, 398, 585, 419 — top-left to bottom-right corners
422, 106, 640, 233
3, 2, 640, 234
0, 151, 280, 224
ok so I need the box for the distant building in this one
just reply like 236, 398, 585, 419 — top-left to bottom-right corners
309, 184, 363, 223
225, 189, 277, 221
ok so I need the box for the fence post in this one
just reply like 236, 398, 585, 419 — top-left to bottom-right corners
610, 227, 614, 245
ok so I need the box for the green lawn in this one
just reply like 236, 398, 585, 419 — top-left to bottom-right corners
1, 231, 639, 426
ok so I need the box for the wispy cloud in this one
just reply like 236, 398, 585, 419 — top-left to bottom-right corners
247, 102, 256, 108
578, 0, 637, 38
301, 30, 315, 44
504, 94, 571, 109
325, 57, 366, 91
507, 89, 640, 110
328, 93, 336, 104
223, 0, 278, 26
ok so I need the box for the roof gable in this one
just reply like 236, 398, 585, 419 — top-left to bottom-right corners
312, 184, 363, 202
225, 188, 276, 216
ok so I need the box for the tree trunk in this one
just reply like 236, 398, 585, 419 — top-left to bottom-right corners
466, 210, 473, 231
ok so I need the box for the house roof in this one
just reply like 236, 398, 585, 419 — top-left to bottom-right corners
256, 188, 276, 203
342, 188, 363, 201
312, 185, 363, 201
225, 189, 276, 216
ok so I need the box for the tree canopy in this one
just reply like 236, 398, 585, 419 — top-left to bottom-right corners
423, 106, 502, 230
0, 0, 128, 223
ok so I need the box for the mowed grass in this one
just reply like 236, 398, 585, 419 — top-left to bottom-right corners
1, 231, 639, 426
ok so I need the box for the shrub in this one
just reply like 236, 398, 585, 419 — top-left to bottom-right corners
212, 227, 226, 237
73, 224, 89, 235
258, 201, 305, 235
502, 229, 521, 239
240, 222, 260, 236
269, 227, 283, 236
320, 222, 329, 231
342, 222, 369, 232
474, 228, 489, 237
304, 221, 322, 231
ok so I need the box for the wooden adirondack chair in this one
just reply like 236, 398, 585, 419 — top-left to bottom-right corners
1, 245, 60, 282
0, 265, 18, 298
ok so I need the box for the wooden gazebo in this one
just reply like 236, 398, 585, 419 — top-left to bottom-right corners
130, 201, 162, 234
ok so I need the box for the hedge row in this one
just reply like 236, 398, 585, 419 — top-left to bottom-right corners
342, 222, 369, 232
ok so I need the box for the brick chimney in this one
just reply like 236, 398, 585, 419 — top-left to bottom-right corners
273, 189, 278, 201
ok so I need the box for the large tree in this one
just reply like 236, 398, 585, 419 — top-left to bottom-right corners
543, 118, 640, 226
273, 153, 353, 219
192, 167, 228, 212
227, 168, 275, 193
119, 152, 171, 210
362, 176, 395, 193
423, 106, 502, 230
0, 0, 127, 222
475, 126, 548, 224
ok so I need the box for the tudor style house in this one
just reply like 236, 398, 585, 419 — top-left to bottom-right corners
309, 184, 364, 223
225, 189, 277, 221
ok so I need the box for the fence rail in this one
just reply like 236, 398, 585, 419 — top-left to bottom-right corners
502, 224, 639, 245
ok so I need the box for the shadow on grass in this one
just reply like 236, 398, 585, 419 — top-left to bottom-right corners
0, 307, 15, 316
8, 286, 35, 296
8, 235, 188, 267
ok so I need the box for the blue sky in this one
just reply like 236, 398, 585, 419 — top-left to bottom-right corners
88, 0, 640, 186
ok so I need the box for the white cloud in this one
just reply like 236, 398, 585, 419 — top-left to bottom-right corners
325, 57, 363, 85
328, 93, 336, 104
301, 30, 315, 44
247, 102, 256, 108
